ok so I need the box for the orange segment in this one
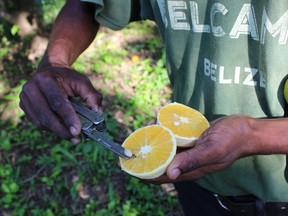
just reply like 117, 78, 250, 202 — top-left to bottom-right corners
157, 102, 209, 147
119, 125, 177, 179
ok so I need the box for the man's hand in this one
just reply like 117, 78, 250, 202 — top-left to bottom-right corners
146, 115, 254, 184
19, 0, 101, 144
19, 66, 102, 144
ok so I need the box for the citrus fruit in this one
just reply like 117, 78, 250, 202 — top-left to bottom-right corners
119, 125, 177, 179
157, 102, 209, 147
284, 79, 288, 104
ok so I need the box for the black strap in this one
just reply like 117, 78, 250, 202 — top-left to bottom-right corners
216, 195, 288, 216
255, 199, 265, 216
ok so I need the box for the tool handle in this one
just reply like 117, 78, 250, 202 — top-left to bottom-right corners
69, 97, 106, 132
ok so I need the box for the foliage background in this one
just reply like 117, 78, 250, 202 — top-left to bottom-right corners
0, 1, 184, 215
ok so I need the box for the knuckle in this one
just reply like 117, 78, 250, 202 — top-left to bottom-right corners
34, 121, 44, 129
21, 82, 33, 93
58, 130, 73, 140
34, 70, 56, 84
38, 113, 49, 127
23, 114, 43, 129
187, 161, 200, 172
182, 151, 200, 172
50, 99, 65, 112
31, 117, 44, 129
33, 71, 45, 82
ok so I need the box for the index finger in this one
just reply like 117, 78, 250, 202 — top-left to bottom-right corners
166, 145, 214, 180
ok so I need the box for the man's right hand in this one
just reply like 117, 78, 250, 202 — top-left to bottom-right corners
19, 66, 102, 144
19, 0, 101, 143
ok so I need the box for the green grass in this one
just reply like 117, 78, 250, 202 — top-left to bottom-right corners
0, 8, 182, 216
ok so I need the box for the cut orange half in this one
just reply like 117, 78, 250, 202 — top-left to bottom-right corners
157, 102, 209, 147
119, 125, 177, 179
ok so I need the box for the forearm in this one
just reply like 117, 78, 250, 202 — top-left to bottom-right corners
40, 0, 99, 67
159, 115, 288, 181
245, 117, 288, 155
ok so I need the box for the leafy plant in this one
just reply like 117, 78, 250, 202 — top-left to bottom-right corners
38, 0, 66, 26
0, 10, 182, 216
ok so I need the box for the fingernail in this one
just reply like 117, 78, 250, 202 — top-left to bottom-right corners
169, 168, 181, 180
70, 137, 81, 145
98, 107, 103, 116
70, 126, 78, 136
92, 106, 103, 116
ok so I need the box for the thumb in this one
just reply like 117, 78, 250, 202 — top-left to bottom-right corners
166, 149, 202, 180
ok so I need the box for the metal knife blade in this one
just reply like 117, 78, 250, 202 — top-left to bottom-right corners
83, 129, 133, 159
69, 97, 134, 159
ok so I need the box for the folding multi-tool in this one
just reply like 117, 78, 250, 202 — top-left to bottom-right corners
69, 97, 134, 159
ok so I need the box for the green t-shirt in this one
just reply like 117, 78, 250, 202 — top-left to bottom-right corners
82, 0, 288, 201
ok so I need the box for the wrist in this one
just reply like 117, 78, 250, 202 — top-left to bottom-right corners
39, 38, 74, 69
245, 117, 288, 155
38, 57, 70, 70
229, 115, 258, 157
241, 116, 261, 156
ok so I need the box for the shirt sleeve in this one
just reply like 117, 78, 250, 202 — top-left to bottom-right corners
80, 0, 132, 30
